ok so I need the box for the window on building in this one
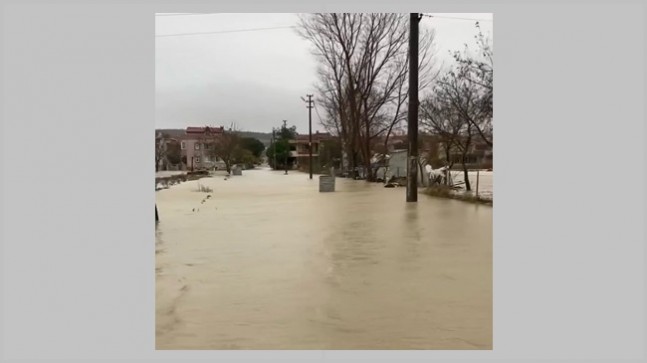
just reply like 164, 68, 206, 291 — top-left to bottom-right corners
195, 157, 201, 163
195, 143, 200, 150
181, 141, 186, 150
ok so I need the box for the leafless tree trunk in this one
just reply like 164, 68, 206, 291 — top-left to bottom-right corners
420, 91, 462, 172
459, 123, 473, 191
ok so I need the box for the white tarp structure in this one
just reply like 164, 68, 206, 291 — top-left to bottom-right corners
427, 164, 450, 185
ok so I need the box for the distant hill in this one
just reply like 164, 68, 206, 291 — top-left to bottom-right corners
238, 131, 273, 146
155, 128, 185, 138
155, 128, 273, 146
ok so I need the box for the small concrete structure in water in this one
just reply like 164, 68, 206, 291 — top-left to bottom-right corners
318, 175, 335, 192
319, 166, 336, 192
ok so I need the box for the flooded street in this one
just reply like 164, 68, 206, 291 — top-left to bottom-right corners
155, 168, 492, 350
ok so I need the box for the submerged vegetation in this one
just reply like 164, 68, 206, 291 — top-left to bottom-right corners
423, 185, 492, 206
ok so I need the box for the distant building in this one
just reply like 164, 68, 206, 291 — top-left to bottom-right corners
435, 137, 493, 170
379, 133, 493, 170
370, 133, 492, 182
288, 131, 335, 171
156, 126, 227, 171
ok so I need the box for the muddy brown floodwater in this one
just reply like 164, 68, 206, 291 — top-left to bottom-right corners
155, 168, 492, 350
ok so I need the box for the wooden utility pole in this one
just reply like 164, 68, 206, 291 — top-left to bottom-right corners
406, 13, 421, 203
155, 204, 159, 222
302, 95, 314, 179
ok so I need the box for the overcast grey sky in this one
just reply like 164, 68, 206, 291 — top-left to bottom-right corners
155, 13, 493, 133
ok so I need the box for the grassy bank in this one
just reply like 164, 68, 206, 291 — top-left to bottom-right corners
422, 185, 493, 206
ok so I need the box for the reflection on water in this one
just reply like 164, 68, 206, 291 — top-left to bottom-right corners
155, 168, 492, 350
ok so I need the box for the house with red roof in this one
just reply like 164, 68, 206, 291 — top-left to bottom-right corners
156, 126, 227, 171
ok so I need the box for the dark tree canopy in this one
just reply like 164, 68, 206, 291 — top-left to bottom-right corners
166, 141, 182, 165
266, 122, 297, 170
239, 137, 265, 159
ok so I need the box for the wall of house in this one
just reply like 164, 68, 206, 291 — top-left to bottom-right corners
383, 150, 437, 183
180, 139, 226, 170
295, 156, 322, 173
292, 141, 320, 156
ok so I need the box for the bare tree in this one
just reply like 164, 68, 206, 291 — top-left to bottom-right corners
383, 28, 440, 153
419, 22, 493, 192
451, 22, 493, 146
155, 132, 171, 172
420, 89, 461, 183
208, 123, 240, 174
297, 13, 439, 181
298, 14, 362, 177
422, 63, 489, 191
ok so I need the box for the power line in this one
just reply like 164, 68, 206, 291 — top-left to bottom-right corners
422, 14, 492, 22
155, 15, 489, 38
156, 25, 296, 37
155, 13, 224, 17
155, 13, 199, 16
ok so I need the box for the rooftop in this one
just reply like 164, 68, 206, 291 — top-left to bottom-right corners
186, 126, 224, 134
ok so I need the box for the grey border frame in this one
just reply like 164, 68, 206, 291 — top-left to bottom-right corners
1, 0, 645, 362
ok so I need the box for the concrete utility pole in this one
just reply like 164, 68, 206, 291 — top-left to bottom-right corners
302, 95, 314, 179
406, 13, 421, 203
283, 120, 288, 175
